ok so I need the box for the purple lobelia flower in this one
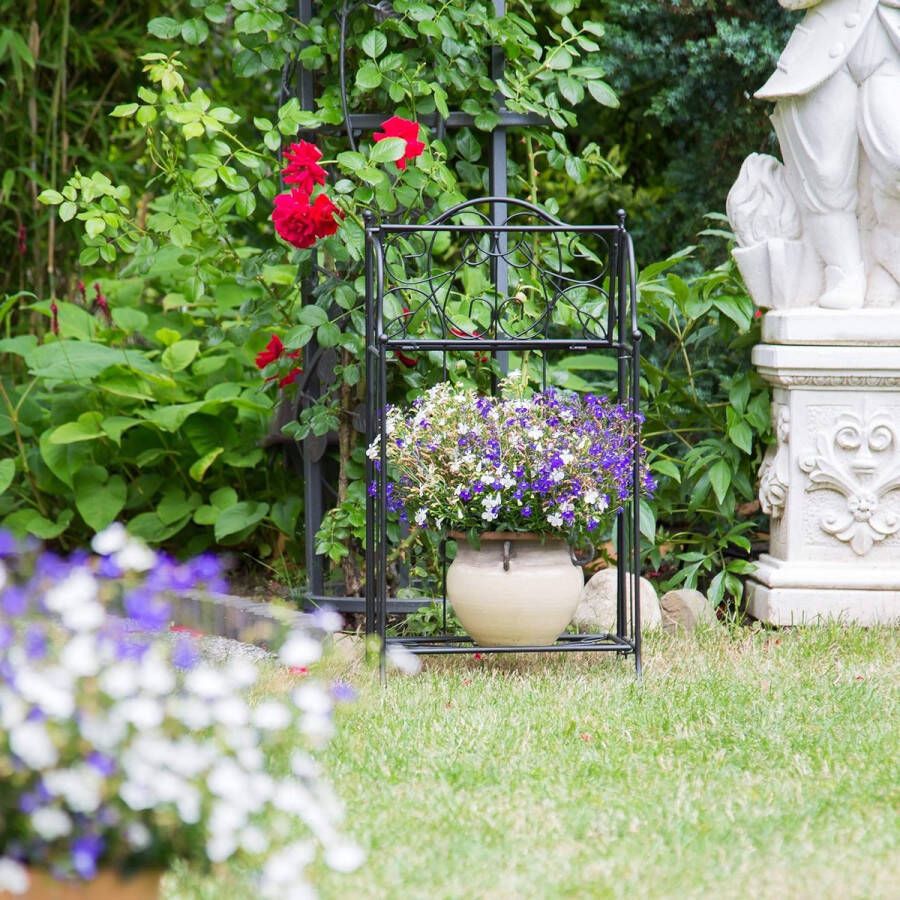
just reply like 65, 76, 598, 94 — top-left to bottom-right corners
71, 834, 105, 879
0, 528, 18, 557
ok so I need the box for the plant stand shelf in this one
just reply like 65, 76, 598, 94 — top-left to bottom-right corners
364, 197, 644, 677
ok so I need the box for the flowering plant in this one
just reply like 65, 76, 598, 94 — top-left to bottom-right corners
0, 526, 361, 898
370, 376, 653, 545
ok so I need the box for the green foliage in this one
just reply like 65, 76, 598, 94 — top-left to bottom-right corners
558, 0, 797, 261
0, 272, 301, 555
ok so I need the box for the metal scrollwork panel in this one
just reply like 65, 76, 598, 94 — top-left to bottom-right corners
376, 199, 614, 344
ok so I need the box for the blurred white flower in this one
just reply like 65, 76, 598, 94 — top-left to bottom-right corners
176, 787, 202, 825
325, 841, 365, 873
44, 767, 102, 814
61, 634, 100, 677
114, 539, 156, 573
10, 721, 59, 769
0, 689, 26, 730
387, 644, 422, 675
293, 684, 332, 717
253, 700, 291, 731
279, 632, 322, 668
240, 825, 269, 855
44, 569, 98, 620
125, 822, 151, 850
168, 696, 212, 730
213, 697, 250, 728
120, 781, 155, 811
290, 752, 321, 780
99, 661, 139, 699
139, 651, 176, 695
0, 856, 28, 895
0, 561, 6, 592
261, 841, 315, 886
114, 696, 164, 730
91, 522, 128, 556
206, 832, 239, 863
31, 807, 72, 841
185, 665, 229, 700
223, 657, 258, 689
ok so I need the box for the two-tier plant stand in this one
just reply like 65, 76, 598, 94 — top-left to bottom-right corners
364, 196, 644, 676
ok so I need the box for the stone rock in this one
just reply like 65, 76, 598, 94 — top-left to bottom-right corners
660, 589, 717, 632
572, 566, 662, 633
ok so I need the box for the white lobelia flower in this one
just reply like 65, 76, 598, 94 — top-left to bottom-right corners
0, 690, 27, 730
414, 508, 427, 527
61, 599, 105, 632
43, 568, 98, 616
262, 841, 316, 886
240, 825, 269, 855
325, 841, 365, 873
125, 822, 151, 851
293, 683, 332, 716
114, 538, 156, 573
90, 522, 128, 556
185, 665, 229, 701
31, 808, 72, 841
547, 513, 564, 528
176, 786, 202, 825
61, 634, 101, 677
0, 857, 28, 895
213, 697, 250, 728
10, 721, 59, 769
253, 701, 291, 731
16, 668, 75, 720
386, 644, 421, 675
279, 632, 323, 668
206, 833, 239, 864
44, 767, 103, 814
138, 651, 176, 695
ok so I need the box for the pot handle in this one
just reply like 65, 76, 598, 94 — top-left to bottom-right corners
569, 540, 595, 566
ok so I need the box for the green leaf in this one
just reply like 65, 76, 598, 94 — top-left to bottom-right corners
4, 509, 73, 540
101, 416, 141, 445
217, 166, 250, 192
110, 103, 139, 117
189, 447, 224, 482
652, 459, 681, 483
214, 501, 270, 541
270, 496, 302, 536
37, 189, 63, 205
58, 201, 77, 222
587, 80, 619, 109
709, 459, 732, 505
558, 76, 584, 106
0, 459, 15, 496
111, 307, 149, 333
204, 3, 227, 23
158, 489, 199, 525
298, 305, 328, 327
85, 218, 105, 239
638, 500, 656, 542
74, 468, 126, 532
361, 30, 387, 59
148, 16, 182, 39
728, 420, 754, 455
337, 151, 366, 172
142, 401, 207, 433
161, 339, 201, 372
356, 62, 383, 90
181, 18, 209, 45
582, 21, 605, 37
546, 46, 573, 70
317, 322, 341, 347
192, 168, 218, 189
369, 137, 406, 164
49, 413, 104, 445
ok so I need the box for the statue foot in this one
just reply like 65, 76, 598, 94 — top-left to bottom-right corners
818, 263, 866, 310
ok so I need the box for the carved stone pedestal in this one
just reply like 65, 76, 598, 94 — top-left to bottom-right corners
748, 339, 900, 625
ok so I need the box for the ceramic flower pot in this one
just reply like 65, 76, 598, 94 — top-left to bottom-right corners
22, 870, 162, 900
446, 533, 584, 646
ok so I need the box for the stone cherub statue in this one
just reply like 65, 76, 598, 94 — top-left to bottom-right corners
727, 0, 900, 311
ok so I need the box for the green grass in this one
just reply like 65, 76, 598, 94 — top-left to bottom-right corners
166, 624, 899, 900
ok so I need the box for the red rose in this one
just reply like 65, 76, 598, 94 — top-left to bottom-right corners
373, 116, 425, 170
272, 189, 343, 249
282, 140, 327, 195
255, 334, 303, 387
255, 334, 286, 369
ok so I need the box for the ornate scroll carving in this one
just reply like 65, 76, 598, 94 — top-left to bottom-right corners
759, 405, 790, 519
799, 408, 900, 555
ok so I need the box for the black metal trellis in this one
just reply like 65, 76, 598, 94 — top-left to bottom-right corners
364, 197, 644, 676
294, 0, 545, 608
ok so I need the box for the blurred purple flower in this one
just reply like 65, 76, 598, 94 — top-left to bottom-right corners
1, 586, 29, 617
71, 834, 104, 879
123, 588, 171, 632
86, 751, 116, 778
172, 636, 199, 670
0, 529, 18, 557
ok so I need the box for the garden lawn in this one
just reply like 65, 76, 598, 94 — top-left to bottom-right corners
165, 624, 899, 900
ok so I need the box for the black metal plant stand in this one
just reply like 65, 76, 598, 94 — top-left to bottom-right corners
364, 197, 644, 675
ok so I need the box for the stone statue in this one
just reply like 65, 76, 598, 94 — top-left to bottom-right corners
727, 0, 900, 311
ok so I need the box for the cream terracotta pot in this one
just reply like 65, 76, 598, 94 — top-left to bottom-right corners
446, 533, 584, 646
